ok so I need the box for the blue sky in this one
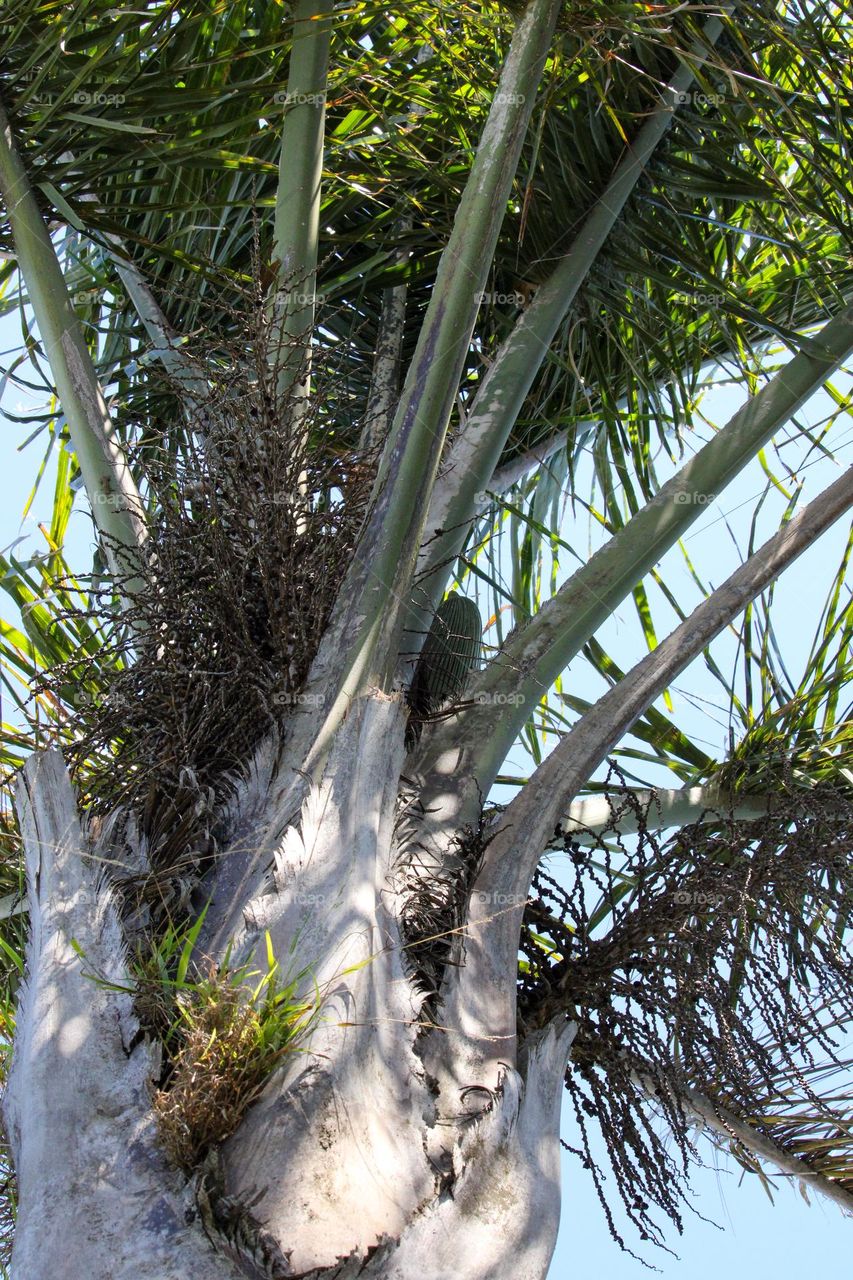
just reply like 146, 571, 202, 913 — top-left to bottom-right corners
1, 305, 851, 1272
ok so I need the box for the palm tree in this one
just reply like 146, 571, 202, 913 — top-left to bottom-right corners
0, 1, 851, 1276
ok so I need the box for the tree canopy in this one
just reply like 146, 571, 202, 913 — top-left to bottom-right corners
0, 1, 852, 1273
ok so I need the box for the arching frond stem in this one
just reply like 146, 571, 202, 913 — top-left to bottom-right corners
419, 299, 853, 793
268, 0, 333, 405
296, 0, 563, 729
630, 1068, 853, 1214
0, 101, 146, 598
439, 463, 853, 1077
416, 12, 729, 619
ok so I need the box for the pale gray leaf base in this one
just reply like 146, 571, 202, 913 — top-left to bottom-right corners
5, 751, 246, 1280
6, 732, 574, 1280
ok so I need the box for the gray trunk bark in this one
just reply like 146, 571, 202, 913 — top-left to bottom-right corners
4, 697, 573, 1280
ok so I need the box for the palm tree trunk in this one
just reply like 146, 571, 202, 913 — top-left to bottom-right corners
6, 710, 575, 1280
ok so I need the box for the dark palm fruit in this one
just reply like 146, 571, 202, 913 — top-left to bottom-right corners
406, 591, 482, 747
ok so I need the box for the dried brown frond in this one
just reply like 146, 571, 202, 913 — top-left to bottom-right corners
395, 791, 491, 1015
36, 287, 377, 924
518, 771, 853, 1254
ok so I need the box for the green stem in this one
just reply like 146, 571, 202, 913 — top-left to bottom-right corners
562, 785, 781, 839
496, 462, 853, 888
345, 0, 562, 691
421, 299, 853, 791
632, 1072, 853, 1214
362, 221, 411, 452
271, 0, 563, 803
106, 235, 210, 422
269, 0, 333, 404
0, 101, 146, 596
417, 14, 728, 609
446, 462, 853, 1062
